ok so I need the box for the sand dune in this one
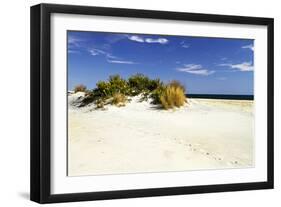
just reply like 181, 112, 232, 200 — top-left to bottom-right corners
68, 93, 254, 176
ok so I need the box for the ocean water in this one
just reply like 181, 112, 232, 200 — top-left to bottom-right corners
187, 94, 254, 100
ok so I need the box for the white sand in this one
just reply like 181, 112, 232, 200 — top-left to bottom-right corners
68, 93, 254, 176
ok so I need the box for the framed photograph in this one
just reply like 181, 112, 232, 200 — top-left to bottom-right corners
30, 3, 274, 203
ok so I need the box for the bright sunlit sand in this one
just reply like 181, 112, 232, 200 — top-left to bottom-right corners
68, 92, 254, 176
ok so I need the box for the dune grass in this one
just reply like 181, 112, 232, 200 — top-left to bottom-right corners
112, 93, 126, 106
160, 81, 186, 109
74, 74, 187, 110
74, 84, 87, 93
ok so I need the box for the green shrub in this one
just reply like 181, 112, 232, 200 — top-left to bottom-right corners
128, 74, 164, 96
149, 84, 165, 104
108, 75, 129, 95
74, 84, 87, 93
159, 82, 186, 109
96, 81, 112, 97
147, 78, 162, 91
128, 74, 150, 95
95, 75, 129, 98
127, 74, 165, 103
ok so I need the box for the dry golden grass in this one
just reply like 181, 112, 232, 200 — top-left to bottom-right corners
112, 93, 126, 106
169, 80, 185, 92
74, 84, 87, 93
160, 84, 186, 109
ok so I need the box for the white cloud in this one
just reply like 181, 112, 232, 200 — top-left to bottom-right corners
180, 41, 190, 48
68, 37, 80, 44
177, 64, 215, 76
107, 59, 137, 64
128, 35, 145, 43
182, 44, 190, 48
219, 62, 254, 72
145, 38, 168, 44
242, 44, 254, 51
68, 36, 83, 48
89, 49, 118, 59
89, 49, 106, 56
128, 35, 169, 44
68, 50, 80, 54
105, 54, 118, 59
68, 37, 84, 54
89, 48, 137, 64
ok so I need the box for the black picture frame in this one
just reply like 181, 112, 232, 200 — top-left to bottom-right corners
30, 3, 274, 204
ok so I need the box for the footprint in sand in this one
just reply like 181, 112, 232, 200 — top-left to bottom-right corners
209, 155, 222, 161
184, 143, 192, 147
227, 160, 239, 166
198, 149, 210, 155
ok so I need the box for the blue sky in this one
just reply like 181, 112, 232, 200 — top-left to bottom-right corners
68, 31, 254, 95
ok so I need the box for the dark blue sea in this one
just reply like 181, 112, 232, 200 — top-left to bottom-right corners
186, 94, 254, 100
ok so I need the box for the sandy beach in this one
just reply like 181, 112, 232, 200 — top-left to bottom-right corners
68, 92, 254, 176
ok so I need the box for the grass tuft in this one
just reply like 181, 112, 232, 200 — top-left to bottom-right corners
159, 82, 186, 109
74, 84, 87, 93
111, 93, 126, 106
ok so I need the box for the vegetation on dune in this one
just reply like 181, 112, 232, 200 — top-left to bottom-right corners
159, 81, 186, 109
72, 74, 187, 110
112, 93, 126, 107
128, 74, 162, 95
95, 98, 105, 109
96, 75, 129, 97
169, 80, 186, 93
74, 84, 87, 93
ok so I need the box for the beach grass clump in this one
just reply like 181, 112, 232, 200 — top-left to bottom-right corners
159, 81, 186, 109
169, 80, 185, 93
74, 84, 87, 93
111, 93, 126, 106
